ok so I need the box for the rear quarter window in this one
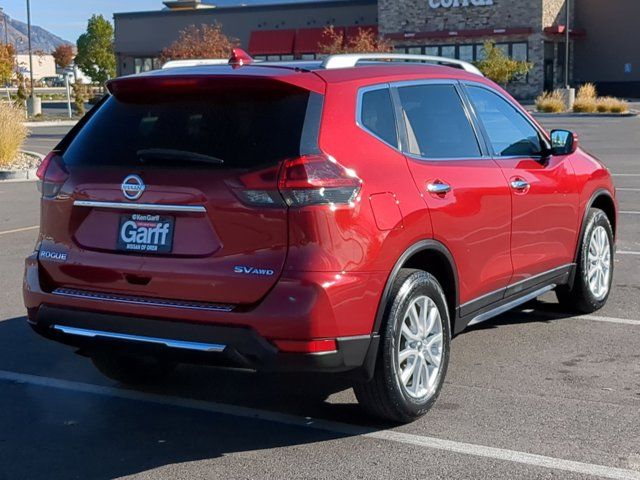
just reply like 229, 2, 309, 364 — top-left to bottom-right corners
359, 87, 399, 147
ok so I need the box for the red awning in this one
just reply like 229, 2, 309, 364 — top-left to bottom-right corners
544, 25, 586, 37
294, 27, 341, 54
345, 25, 379, 43
248, 29, 296, 56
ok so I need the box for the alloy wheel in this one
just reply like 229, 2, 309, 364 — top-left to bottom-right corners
587, 225, 611, 301
397, 295, 444, 400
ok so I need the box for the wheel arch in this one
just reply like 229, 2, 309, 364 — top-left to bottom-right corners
576, 189, 617, 265
372, 240, 460, 336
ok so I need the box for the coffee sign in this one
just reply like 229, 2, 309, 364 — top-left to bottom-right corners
429, 0, 494, 8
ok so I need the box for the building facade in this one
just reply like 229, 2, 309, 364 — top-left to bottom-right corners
113, 0, 640, 99
114, 0, 378, 76
380, 0, 574, 98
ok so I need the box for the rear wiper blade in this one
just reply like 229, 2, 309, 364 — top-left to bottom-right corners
136, 149, 225, 165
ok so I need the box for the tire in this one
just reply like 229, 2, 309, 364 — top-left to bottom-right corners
556, 208, 614, 313
90, 352, 175, 385
354, 269, 451, 423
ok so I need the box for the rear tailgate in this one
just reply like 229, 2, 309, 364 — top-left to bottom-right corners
38, 71, 324, 306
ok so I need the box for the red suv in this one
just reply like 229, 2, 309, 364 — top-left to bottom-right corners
24, 50, 617, 423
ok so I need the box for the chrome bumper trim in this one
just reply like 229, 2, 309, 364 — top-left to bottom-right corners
73, 200, 206, 213
52, 325, 226, 352
52, 288, 235, 313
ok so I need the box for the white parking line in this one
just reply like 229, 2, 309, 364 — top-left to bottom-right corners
612, 174, 640, 177
577, 315, 640, 326
0, 225, 39, 236
520, 310, 640, 326
618, 251, 640, 256
617, 188, 640, 192
0, 370, 639, 480
621, 211, 640, 215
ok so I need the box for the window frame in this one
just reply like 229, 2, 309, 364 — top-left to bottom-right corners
356, 80, 492, 161
392, 79, 490, 161
459, 81, 550, 160
355, 83, 401, 150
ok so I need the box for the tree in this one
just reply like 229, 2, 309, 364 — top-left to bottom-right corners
319, 26, 394, 55
474, 41, 532, 86
75, 14, 115, 85
53, 44, 75, 70
0, 43, 15, 86
160, 24, 237, 63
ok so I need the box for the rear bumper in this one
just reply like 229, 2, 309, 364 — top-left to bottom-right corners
30, 306, 378, 375
23, 254, 384, 377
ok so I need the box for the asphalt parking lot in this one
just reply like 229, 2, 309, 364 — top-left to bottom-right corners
1, 116, 639, 480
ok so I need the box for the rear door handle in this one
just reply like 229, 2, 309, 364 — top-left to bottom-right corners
510, 179, 530, 191
426, 181, 452, 195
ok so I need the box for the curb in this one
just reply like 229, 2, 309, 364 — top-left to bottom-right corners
0, 150, 45, 182
24, 120, 79, 128
529, 110, 638, 118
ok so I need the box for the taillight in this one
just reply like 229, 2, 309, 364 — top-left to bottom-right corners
278, 154, 362, 208
36, 152, 68, 198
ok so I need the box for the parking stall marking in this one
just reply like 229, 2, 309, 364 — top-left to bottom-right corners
0, 225, 39, 236
621, 211, 640, 215
618, 251, 640, 256
617, 188, 640, 192
1, 370, 639, 480
518, 309, 640, 326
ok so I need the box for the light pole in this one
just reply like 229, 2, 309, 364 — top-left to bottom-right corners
564, 0, 570, 88
0, 7, 9, 99
25, 0, 40, 115
562, 0, 575, 110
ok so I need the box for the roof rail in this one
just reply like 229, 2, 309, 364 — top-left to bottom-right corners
321, 53, 483, 76
162, 59, 229, 69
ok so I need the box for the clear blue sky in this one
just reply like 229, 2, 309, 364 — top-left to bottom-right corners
0, 0, 161, 42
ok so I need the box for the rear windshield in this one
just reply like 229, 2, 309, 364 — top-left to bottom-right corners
63, 88, 312, 170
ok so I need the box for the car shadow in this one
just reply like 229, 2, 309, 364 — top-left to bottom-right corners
0, 316, 390, 479
462, 299, 578, 333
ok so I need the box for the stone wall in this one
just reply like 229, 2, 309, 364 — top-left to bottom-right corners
378, 0, 577, 99
378, 0, 542, 35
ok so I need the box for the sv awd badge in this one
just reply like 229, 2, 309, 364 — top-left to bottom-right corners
234, 266, 275, 276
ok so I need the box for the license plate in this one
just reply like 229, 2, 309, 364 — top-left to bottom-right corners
117, 214, 175, 254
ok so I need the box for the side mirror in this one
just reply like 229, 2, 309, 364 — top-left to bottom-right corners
550, 129, 578, 155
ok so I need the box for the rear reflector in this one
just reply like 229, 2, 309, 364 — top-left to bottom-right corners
273, 339, 338, 354
36, 152, 68, 198
278, 154, 361, 207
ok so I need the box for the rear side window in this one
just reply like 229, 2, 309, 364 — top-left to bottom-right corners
360, 87, 398, 147
397, 84, 481, 159
466, 86, 542, 157
63, 88, 312, 170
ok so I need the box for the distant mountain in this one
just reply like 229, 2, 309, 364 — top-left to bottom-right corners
1, 13, 72, 54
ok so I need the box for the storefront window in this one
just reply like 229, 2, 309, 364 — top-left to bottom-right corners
425, 46, 439, 56
134, 57, 157, 74
407, 47, 422, 55
495, 43, 509, 56
512, 43, 528, 62
441, 45, 455, 58
459, 45, 474, 62
475, 44, 487, 61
